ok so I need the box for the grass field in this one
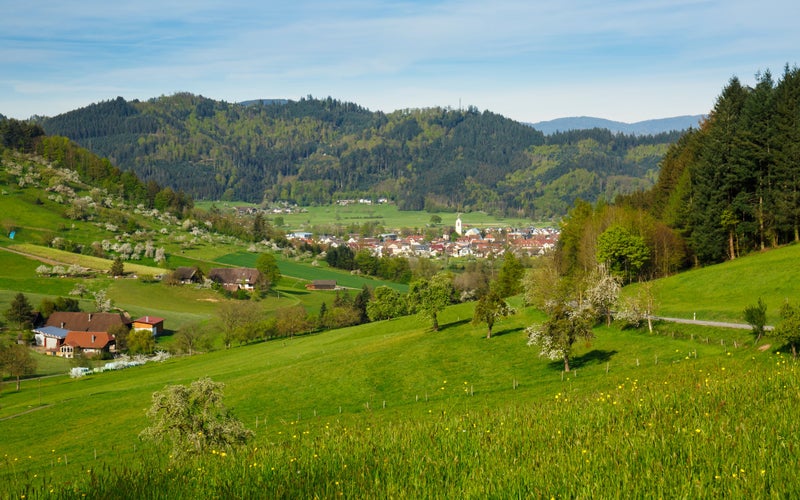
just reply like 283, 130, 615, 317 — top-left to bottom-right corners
5, 160, 800, 496
195, 201, 539, 232
215, 251, 409, 292
1, 300, 792, 497
646, 243, 800, 324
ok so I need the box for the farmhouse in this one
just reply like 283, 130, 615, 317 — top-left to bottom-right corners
45, 311, 131, 333
60, 331, 116, 358
208, 267, 261, 292
132, 316, 165, 336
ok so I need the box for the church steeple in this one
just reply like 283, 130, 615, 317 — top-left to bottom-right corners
455, 214, 463, 236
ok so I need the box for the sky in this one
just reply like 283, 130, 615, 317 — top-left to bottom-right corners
1, 0, 798, 124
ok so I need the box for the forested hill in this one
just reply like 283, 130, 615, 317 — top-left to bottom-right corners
39, 94, 681, 217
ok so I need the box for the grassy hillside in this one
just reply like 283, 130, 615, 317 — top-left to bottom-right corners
1, 298, 794, 497
647, 243, 800, 324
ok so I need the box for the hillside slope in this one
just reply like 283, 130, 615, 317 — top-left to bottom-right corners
38, 94, 681, 217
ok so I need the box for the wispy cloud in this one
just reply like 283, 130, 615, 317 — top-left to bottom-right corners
1, 0, 798, 121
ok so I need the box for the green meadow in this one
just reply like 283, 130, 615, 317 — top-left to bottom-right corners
195, 201, 538, 232
1, 296, 795, 497
644, 243, 800, 324
4, 161, 800, 496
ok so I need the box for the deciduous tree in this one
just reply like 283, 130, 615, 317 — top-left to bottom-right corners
526, 302, 593, 372
0, 342, 37, 391
139, 377, 253, 460
472, 290, 514, 338
773, 300, 800, 358
406, 272, 455, 331
255, 253, 281, 293
367, 286, 407, 321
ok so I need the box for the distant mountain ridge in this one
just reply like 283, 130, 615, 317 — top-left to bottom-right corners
530, 115, 704, 135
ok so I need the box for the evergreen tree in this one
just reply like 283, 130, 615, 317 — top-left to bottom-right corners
5, 293, 34, 329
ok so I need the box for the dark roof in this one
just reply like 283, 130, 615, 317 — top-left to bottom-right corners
45, 312, 131, 332
208, 268, 260, 284
172, 267, 198, 281
313, 280, 337, 287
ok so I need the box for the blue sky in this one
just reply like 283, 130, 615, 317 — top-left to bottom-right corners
1, 0, 798, 123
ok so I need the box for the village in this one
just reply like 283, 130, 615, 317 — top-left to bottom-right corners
285, 214, 559, 260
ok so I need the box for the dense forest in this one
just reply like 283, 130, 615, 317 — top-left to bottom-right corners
38, 95, 682, 218
556, 65, 800, 280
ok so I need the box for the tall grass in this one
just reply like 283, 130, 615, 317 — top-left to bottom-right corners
5, 351, 798, 498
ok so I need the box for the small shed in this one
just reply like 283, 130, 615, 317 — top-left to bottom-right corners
305, 280, 337, 291
133, 316, 165, 336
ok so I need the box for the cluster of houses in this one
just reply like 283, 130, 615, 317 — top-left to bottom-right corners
32, 312, 164, 359
288, 222, 559, 260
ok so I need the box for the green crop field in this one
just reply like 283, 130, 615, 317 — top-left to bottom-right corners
195, 201, 539, 232
215, 251, 408, 292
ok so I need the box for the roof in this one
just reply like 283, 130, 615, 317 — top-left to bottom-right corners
133, 316, 165, 325
65, 331, 115, 349
33, 325, 69, 338
208, 268, 261, 284
313, 280, 337, 286
172, 267, 198, 280
45, 312, 131, 332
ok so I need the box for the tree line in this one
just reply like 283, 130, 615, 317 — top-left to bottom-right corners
557, 65, 800, 282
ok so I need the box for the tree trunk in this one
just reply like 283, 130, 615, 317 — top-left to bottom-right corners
793, 342, 797, 360
728, 230, 736, 260
647, 315, 653, 333
564, 356, 570, 372
16, 375, 21, 392
432, 314, 439, 331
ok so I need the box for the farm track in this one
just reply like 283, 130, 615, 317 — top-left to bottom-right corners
0, 245, 68, 267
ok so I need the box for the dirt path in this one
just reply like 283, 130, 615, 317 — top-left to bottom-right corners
652, 315, 773, 331
0, 245, 70, 267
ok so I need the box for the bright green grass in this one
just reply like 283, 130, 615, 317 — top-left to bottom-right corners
0, 300, 772, 497
647, 243, 800, 324
8, 243, 165, 276
194, 201, 538, 232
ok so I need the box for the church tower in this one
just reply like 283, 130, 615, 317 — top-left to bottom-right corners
455, 214, 463, 236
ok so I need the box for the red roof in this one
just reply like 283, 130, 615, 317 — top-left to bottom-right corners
65, 331, 115, 349
133, 316, 165, 325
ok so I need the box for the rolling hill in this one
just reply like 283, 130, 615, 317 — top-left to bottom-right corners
36, 94, 683, 218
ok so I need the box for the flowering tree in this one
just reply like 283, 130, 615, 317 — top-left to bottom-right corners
139, 377, 253, 460
585, 265, 621, 326
526, 303, 594, 372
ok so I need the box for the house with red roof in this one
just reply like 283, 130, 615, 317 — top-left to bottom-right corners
60, 332, 116, 358
132, 316, 165, 336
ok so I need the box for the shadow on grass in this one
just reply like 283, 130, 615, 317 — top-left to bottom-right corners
158, 328, 175, 338
439, 318, 471, 331
280, 289, 310, 297
489, 326, 525, 338
547, 349, 619, 371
